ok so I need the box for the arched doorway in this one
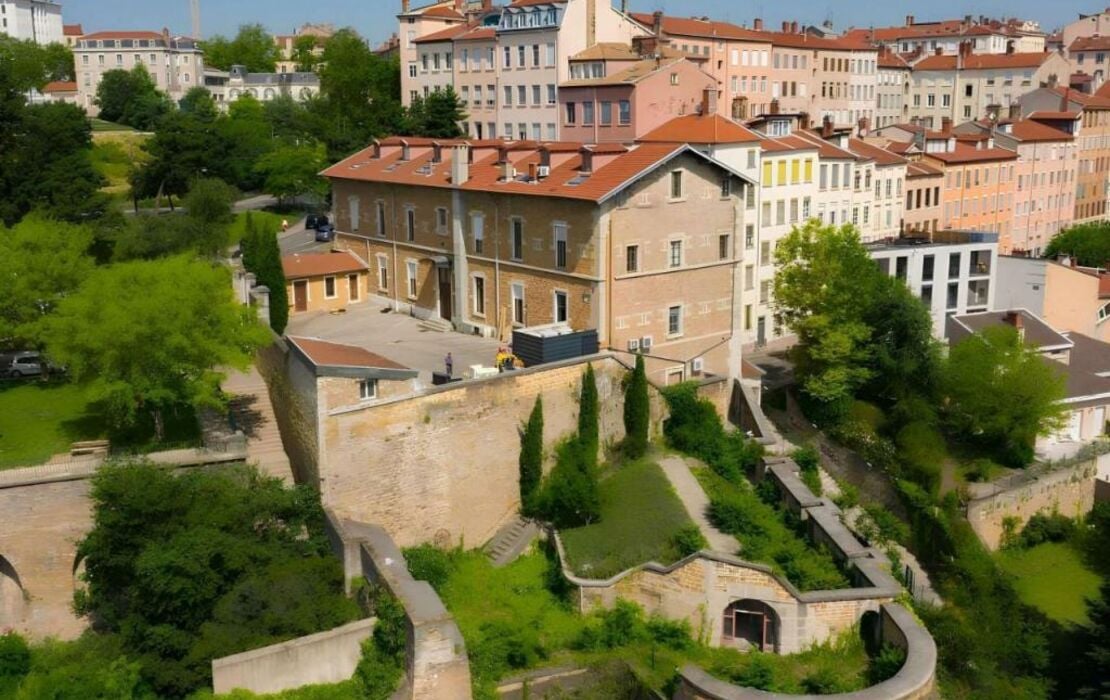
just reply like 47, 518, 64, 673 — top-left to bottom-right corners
722, 599, 779, 652
0, 555, 26, 628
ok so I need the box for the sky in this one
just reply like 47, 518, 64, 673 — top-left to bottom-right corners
63, 0, 1099, 46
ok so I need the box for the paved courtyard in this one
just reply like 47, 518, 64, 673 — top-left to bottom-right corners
285, 301, 505, 384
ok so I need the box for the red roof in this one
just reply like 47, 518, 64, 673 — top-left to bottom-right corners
415, 4, 465, 20
925, 143, 1017, 164
282, 251, 368, 279
63, 24, 83, 36
878, 50, 910, 69
760, 134, 820, 153
913, 52, 1053, 71
323, 140, 734, 203
414, 23, 472, 44
43, 81, 77, 93
638, 113, 762, 144
847, 138, 907, 166
1056, 85, 1110, 109
287, 337, 409, 371
80, 30, 164, 41
1070, 36, 1110, 52
1006, 119, 1073, 142
794, 130, 861, 160
629, 12, 769, 43
758, 30, 874, 51
1028, 110, 1079, 120
907, 161, 943, 178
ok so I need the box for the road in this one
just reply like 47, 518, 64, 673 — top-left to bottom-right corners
123, 193, 283, 216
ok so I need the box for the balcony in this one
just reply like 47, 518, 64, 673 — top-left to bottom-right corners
968, 250, 991, 277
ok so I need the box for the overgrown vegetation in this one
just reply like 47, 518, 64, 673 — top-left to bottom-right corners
239, 211, 290, 334
1043, 220, 1110, 267
534, 367, 601, 528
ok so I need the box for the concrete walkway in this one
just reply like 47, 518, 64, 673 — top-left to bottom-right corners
658, 455, 741, 555
222, 366, 294, 483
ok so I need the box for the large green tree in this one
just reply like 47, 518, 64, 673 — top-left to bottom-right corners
130, 110, 226, 205
95, 64, 171, 130
408, 86, 465, 138
291, 34, 322, 72
1043, 221, 1110, 268
253, 142, 328, 206
773, 221, 885, 420
0, 36, 73, 90
0, 215, 93, 349
182, 177, 238, 257
942, 325, 1067, 466
44, 256, 268, 437
622, 354, 650, 459
519, 397, 544, 515
201, 24, 279, 72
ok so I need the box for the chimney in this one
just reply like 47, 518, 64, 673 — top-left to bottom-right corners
496, 144, 509, 164
371, 140, 382, 159
858, 116, 869, 137
500, 159, 516, 182
754, 18, 763, 31
400, 140, 411, 161
782, 21, 791, 32
402, 0, 410, 12
941, 116, 952, 134
799, 112, 810, 129
906, 15, 915, 26
431, 142, 443, 163
653, 10, 664, 38
1005, 311, 1026, 342
821, 115, 833, 138
539, 147, 551, 169
1061, 87, 1071, 111
702, 87, 718, 116
791, 21, 799, 34
454, 0, 463, 10
959, 41, 972, 58
579, 146, 594, 174
935, 46, 943, 56
769, 98, 780, 114
451, 145, 470, 185
621, 0, 628, 12
528, 162, 539, 182
1006, 41, 1015, 55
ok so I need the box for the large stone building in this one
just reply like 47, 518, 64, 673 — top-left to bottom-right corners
322, 136, 756, 384
204, 64, 320, 109
0, 0, 62, 45
843, 15, 1044, 57
74, 29, 204, 113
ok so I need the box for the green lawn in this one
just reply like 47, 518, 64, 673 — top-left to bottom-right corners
228, 210, 291, 246
0, 380, 201, 469
559, 459, 695, 579
89, 117, 138, 132
997, 542, 1103, 625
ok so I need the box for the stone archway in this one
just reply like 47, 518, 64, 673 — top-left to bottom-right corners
0, 554, 27, 628
721, 599, 780, 653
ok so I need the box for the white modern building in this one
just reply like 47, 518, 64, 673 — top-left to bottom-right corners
0, 0, 63, 45
204, 65, 320, 109
868, 230, 999, 338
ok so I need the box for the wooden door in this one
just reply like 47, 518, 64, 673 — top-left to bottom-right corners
348, 273, 360, 302
293, 280, 308, 312
438, 267, 453, 321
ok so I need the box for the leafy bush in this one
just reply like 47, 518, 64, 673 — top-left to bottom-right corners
833, 482, 860, 511
538, 438, 601, 528
662, 383, 762, 483
576, 599, 693, 653
646, 615, 693, 651
895, 421, 945, 496
793, 445, 823, 496
848, 400, 887, 432
622, 354, 650, 459
671, 525, 708, 558
861, 504, 909, 545
518, 397, 544, 516
964, 458, 999, 483
354, 592, 406, 699
868, 644, 906, 684
404, 544, 455, 590
0, 633, 30, 680
469, 620, 546, 679
1016, 512, 1076, 548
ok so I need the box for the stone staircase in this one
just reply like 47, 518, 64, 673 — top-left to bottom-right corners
484, 515, 539, 567
417, 316, 453, 333
222, 367, 294, 483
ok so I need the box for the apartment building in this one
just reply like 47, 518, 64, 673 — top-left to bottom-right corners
1067, 36, 1110, 93
273, 23, 333, 74
905, 46, 1069, 126
922, 136, 1017, 242
996, 119, 1077, 255
74, 30, 204, 113
1020, 86, 1110, 223
62, 22, 80, 47
876, 49, 910, 129
847, 137, 908, 240
769, 31, 879, 129
322, 136, 756, 385
997, 255, 1110, 344
1062, 8, 1110, 52
844, 15, 1044, 56
869, 230, 999, 337
903, 161, 945, 234
398, 0, 467, 98
0, 0, 62, 45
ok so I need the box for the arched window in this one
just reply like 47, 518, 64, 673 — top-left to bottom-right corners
721, 599, 779, 652
264, 88, 275, 100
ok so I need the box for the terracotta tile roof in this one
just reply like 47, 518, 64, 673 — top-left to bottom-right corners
794, 130, 861, 160
282, 251, 368, 279
885, 140, 918, 154
1028, 110, 1079, 120
628, 12, 769, 43
570, 42, 640, 61
847, 138, 907, 166
878, 50, 910, 69
414, 4, 465, 20
287, 337, 409, 370
80, 30, 165, 41
510, 0, 568, 5
454, 26, 496, 42
43, 81, 77, 93
63, 24, 83, 36
1006, 119, 1073, 142
907, 161, 943, 177
1070, 36, 1110, 52
759, 134, 820, 153
1055, 85, 1110, 109
1096, 82, 1110, 100
414, 23, 472, 43
323, 140, 743, 203
913, 52, 1053, 71
638, 113, 762, 144
759, 31, 874, 51
924, 143, 1017, 164
561, 56, 696, 87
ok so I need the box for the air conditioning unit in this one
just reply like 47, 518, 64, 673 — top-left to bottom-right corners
627, 338, 640, 352
536, 165, 550, 178
640, 335, 654, 351
691, 357, 705, 374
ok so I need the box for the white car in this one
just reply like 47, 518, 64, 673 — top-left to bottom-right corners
7, 352, 43, 378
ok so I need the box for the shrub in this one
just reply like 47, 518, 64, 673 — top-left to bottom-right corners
868, 644, 906, 684
833, 482, 860, 511
578, 364, 599, 470
404, 544, 455, 590
848, 400, 887, 432
470, 620, 546, 679
895, 421, 945, 495
538, 439, 600, 528
964, 458, 999, 483
662, 383, 762, 482
733, 654, 775, 690
622, 354, 650, 459
793, 445, 823, 497
577, 599, 646, 650
645, 615, 693, 650
0, 632, 30, 680
861, 504, 910, 545
1017, 512, 1076, 548
670, 525, 708, 558
518, 397, 544, 515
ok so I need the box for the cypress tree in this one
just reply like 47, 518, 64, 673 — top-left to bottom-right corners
260, 224, 289, 334
578, 364, 599, 470
623, 354, 650, 459
240, 211, 257, 273
519, 397, 544, 515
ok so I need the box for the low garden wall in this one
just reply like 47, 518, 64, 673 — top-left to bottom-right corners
211, 618, 376, 695
966, 450, 1110, 550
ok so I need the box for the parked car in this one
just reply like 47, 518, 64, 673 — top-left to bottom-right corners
7, 352, 42, 378
314, 223, 336, 242
306, 214, 330, 231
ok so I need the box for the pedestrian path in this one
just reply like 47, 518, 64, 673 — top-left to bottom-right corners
657, 455, 741, 555
222, 366, 294, 483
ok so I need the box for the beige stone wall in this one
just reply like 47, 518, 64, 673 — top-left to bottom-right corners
319, 356, 661, 548
967, 454, 1107, 550
260, 341, 321, 485
287, 271, 369, 316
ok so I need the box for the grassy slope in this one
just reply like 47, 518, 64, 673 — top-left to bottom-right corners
228, 211, 288, 246
559, 459, 694, 578
997, 542, 1103, 624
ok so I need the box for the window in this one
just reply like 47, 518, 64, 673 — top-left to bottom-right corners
744, 265, 755, 290
762, 161, 772, 187
349, 196, 360, 231
719, 234, 730, 260
922, 254, 935, 282
532, 84, 541, 105
471, 213, 484, 254
760, 241, 771, 265
669, 240, 683, 268
435, 207, 448, 235
511, 218, 524, 260
358, 380, 378, 400
553, 290, 568, 323
670, 171, 684, 199
626, 244, 639, 273
532, 44, 540, 66
600, 101, 612, 125
667, 305, 683, 336
511, 283, 525, 324
582, 100, 594, 124
547, 84, 556, 104
517, 45, 525, 67
406, 261, 418, 298
473, 276, 485, 315
377, 256, 388, 290
760, 280, 771, 304
618, 100, 631, 125
554, 222, 567, 269
565, 101, 576, 123
324, 276, 337, 299
406, 208, 416, 241
745, 225, 755, 249
517, 85, 526, 105
720, 176, 731, 198
504, 85, 513, 106
375, 201, 387, 237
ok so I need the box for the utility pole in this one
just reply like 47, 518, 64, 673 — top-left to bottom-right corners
190, 0, 201, 39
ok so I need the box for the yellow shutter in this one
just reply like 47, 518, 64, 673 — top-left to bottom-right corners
804, 159, 813, 183
777, 161, 787, 185
762, 161, 772, 187
791, 159, 800, 184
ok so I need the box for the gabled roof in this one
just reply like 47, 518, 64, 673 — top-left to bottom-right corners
570, 42, 640, 61
282, 250, 369, 279
401, 2, 466, 20
323, 140, 755, 204
1070, 36, 1110, 52
878, 50, 910, 69
907, 161, 943, 177
639, 113, 762, 144
1054, 85, 1110, 109
561, 56, 698, 87
287, 337, 410, 371
628, 12, 769, 43
760, 134, 820, 153
1028, 110, 1079, 120
80, 30, 164, 41
794, 130, 861, 160
43, 81, 77, 93
1006, 119, 1073, 142
759, 31, 874, 51
913, 52, 1054, 71
847, 138, 907, 166
414, 23, 472, 44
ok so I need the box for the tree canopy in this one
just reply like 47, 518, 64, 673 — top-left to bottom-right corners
0, 36, 73, 90
95, 65, 172, 131
44, 256, 268, 436
200, 24, 280, 72
1043, 221, 1110, 268
254, 142, 328, 206
407, 87, 466, 138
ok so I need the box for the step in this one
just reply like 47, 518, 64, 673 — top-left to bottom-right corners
484, 517, 540, 568
417, 317, 453, 333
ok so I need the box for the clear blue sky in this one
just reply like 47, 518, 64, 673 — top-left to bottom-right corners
63, 0, 1096, 46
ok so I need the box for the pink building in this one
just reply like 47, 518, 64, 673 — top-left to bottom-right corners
559, 57, 714, 143
398, 0, 467, 106
998, 119, 1078, 256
